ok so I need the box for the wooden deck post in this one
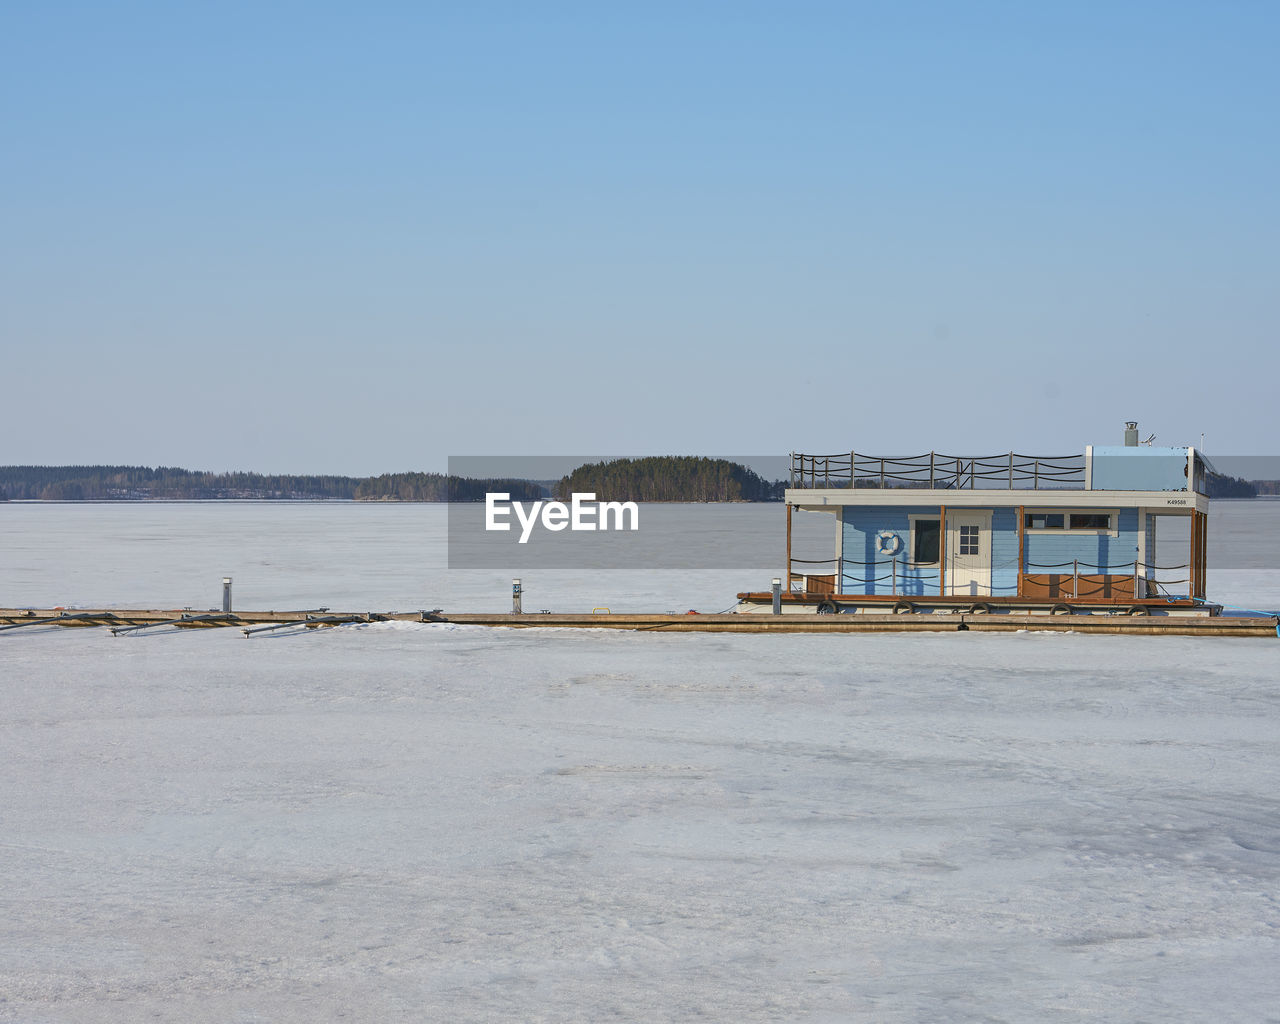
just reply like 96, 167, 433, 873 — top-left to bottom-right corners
1190, 510, 1207, 600
1201, 511, 1208, 599
1190, 510, 1198, 600
1017, 505, 1025, 597
785, 502, 793, 592
1188, 513, 1194, 599
1190, 510, 1199, 600
939, 505, 947, 596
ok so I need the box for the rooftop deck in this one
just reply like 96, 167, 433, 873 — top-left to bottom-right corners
790, 448, 1209, 494
790, 451, 1086, 490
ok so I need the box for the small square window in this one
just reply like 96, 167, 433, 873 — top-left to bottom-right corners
959, 524, 979, 555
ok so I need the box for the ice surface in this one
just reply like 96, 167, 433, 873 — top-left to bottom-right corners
2, 500, 1277, 613
0, 502, 804, 614
1, 503, 1279, 1021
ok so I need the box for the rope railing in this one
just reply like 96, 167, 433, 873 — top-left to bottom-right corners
791, 556, 1189, 573
1025, 559, 1189, 573
787, 554, 1193, 599
789, 451, 1086, 490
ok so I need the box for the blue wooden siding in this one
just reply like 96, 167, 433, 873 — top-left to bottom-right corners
1022, 508, 1140, 575
840, 505, 1140, 596
840, 506, 940, 596
990, 507, 1019, 595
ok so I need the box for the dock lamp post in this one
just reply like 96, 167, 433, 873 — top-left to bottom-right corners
222, 577, 233, 614
772, 577, 782, 615
512, 578, 522, 614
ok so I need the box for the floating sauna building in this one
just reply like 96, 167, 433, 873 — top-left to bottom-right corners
739, 423, 1214, 615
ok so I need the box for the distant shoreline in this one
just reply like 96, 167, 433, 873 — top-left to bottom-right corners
2, 460, 1273, 502
0, 458, 786, 503
0, 497, 780, 505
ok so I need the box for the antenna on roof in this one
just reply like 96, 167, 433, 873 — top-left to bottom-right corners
1142, 433, 1156, 446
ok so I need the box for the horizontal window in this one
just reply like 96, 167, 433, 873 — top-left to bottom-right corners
1024, 511, 1116, 532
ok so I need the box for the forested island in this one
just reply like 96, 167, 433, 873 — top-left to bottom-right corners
0, 461, 1271, 502
1207, 473, 1259, 498
555, 457, 783, 502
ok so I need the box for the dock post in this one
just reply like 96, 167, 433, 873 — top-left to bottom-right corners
771, 578, 782, 615
512, 578, 522, 614
222, 577, 232, 613
1073, 560, 1079, 600
892, 557, 898, 596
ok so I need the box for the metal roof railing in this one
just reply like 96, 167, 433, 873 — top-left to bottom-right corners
789, 451, 1086, 491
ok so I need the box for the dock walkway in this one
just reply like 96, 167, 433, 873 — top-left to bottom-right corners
2, 607, 1276, 637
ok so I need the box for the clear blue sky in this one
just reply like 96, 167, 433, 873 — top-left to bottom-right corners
3, 1, 1276, 474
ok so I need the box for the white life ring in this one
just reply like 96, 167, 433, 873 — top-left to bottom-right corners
876, 530, 903, 556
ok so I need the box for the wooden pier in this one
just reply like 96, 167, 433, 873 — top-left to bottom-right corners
1, 607, 1276, 638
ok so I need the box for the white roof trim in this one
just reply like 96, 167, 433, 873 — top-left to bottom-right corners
786, 488, 1207, 514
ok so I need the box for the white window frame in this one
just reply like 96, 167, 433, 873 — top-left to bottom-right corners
1023, 508, 1119, 536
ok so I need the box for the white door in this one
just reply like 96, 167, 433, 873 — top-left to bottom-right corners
946, 511, 992, 596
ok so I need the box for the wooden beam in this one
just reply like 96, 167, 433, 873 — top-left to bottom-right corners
1190, 510, 1198, 599
1193, 509, 1208, 600
1189, 510, 1202, 600
785, 502, 793, 591
1017, 504, 1025, 597
939, 505, 947, 596
1192, 510, 1198, 600
1187, 512, 1198, 599
1202, 512, 1208, 599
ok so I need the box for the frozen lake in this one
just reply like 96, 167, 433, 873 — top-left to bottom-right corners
2, 502, 1279, 1021
2, 499, 1279, 612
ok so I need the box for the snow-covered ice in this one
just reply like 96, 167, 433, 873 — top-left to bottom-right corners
1, 502, 1278, 1021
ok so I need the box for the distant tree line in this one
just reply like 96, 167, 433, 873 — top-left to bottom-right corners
0, 466, 546, 502
26, 462, 1273, 501
555, 457, 784, 502
1206, 472, 1258, 498
355, 473, 545, 502
0, 465, 359, 501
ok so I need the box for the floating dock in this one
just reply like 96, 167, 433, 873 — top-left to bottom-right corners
1, 607, 1276, 637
